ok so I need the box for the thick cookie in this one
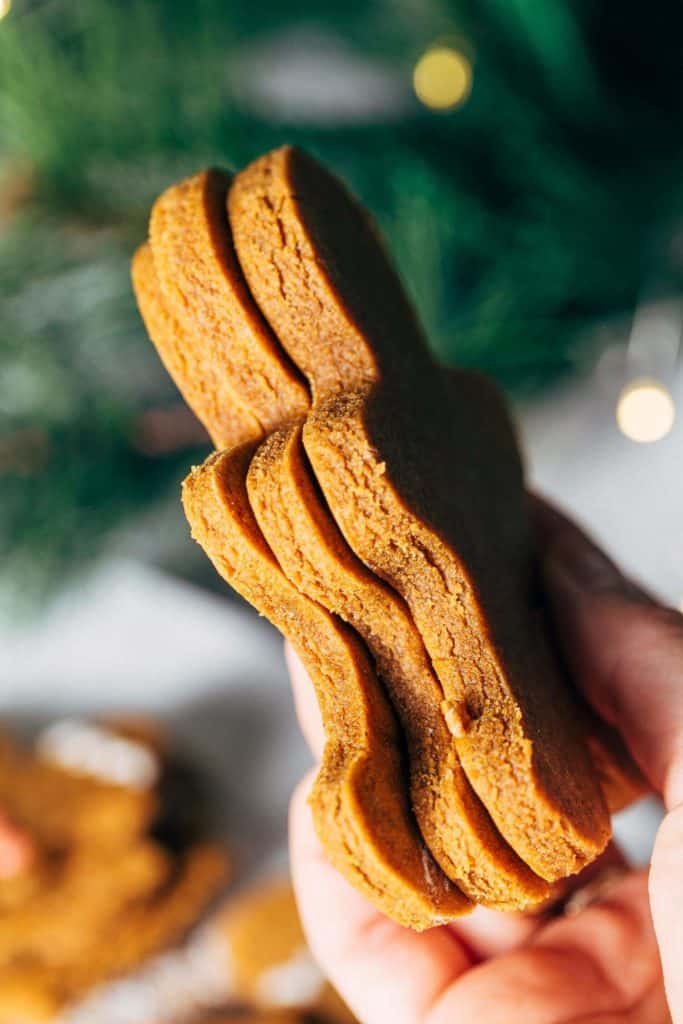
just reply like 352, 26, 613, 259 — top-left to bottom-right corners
227, 150, 428, 400
247, 424, 548, 909
132, 243, 261, 449
182, 446, 468, 930
135, 146, 643, 919
228, 147, 610, 881
132, 236, 640, 835
148, 169, 309, 440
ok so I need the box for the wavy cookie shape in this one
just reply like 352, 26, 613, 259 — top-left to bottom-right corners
134, 147, 644, 922
229, 147, 611, 881
182, 445, 468, 930
248, 422, 550, 908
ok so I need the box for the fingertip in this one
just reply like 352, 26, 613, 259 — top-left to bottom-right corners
428, 869, 659, 1024
649, 804, 683, 1015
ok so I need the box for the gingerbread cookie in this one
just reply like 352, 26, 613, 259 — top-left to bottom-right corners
147, 169, 308, 442
215, 877, 355, 1023
62, 874, 354, 1024
247, 423, 547, 909
0, 722, 227, 1022
135, 146, 643, 924
182, 446, 466, 930
228, 147, 610, 881
132, 242, 262, 451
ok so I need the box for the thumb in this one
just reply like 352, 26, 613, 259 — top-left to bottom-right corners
534, 499, 683, 1018
535, 498, 683, 812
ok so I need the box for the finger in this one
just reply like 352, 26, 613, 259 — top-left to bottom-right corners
428, 870, 659, 1024
531, 495, 683, 810
286, 638, 631, 963
289, 772, 473, 1024
284, 641, 325, 760
533, 496, 682, 1021
447, 839, 628, 962
292, 771, 661, 1024
650, 803, 683, 1019
446, 906, 538, 960
288, 639, 560, 961
538, 978, 671, 1024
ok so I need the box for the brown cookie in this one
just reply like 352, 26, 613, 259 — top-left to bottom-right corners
147, 169, 309, 441
135, 146, 643, 919
0, 731, 155, 850
0, 964, 63, 1023
215, 877, 355, 1022
134, 213, 640, 831
57, 843, 227, 999
227, 150, 428, 400
0, 727, 228, 1020
132, 242, 261, 450
0, 841, 170, 968
228, 147, 610, 881
247, 423, 548, 909
182, 446, 468, 930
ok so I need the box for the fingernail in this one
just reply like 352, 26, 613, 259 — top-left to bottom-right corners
562, 865, 629, 916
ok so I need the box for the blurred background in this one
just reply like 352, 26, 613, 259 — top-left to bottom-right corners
1, 0, 682, 945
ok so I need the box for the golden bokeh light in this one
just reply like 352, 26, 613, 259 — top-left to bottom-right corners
413, 46, 472, 111
616, 378, 675, 443
0, 0, 11, 20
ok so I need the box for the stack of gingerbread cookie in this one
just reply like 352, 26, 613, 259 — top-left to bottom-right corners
133, 147, 643, 930
0, 718, 227, 1022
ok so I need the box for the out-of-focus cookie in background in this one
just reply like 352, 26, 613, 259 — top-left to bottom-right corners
65, 873, 358, 1023
0, 717, 355, 1023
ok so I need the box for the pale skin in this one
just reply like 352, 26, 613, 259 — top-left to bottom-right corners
286, 497, 683, 1024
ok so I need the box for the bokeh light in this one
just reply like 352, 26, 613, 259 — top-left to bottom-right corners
0, 0, 11, 20
616, 378, 675, 443
413, 46, 472, 111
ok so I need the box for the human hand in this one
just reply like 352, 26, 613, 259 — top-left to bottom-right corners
286, 496, 682, 1023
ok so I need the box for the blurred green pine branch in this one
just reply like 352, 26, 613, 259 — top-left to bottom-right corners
1, 0, 682, 602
